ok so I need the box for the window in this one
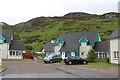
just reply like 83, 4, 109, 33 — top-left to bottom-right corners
16, 51, 19, 56
13, 51, 15, 56
10, 51, 12, 56
18, 51, 22, 56
81, 42, 86, 46
71, 52, 75, 56
81, 52, 84, 55
114, 51, 119, 59
103, 53, 105, 58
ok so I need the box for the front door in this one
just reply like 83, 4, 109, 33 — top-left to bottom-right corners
62, 52, 65, 59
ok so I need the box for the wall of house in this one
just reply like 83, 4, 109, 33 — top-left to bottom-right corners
0, 43, 9, 59
110, 38, 120, 64
96, 52, 108, 59
60, 51, 79, 59
8, 50, 23, 59
79, 45, 92, 59
54, 46, 61, 54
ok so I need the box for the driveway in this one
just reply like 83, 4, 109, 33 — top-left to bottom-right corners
2, 61, 79, 78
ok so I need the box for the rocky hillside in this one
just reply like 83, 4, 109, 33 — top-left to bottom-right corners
15, 17, 62, 28
100, 12, 120, 19
63, 12, 98, 19
0, 22, 9, 26
15, 12, 119, 29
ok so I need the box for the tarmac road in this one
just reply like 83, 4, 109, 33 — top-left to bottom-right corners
1, 60, 119, 79
2, 61, 79, 78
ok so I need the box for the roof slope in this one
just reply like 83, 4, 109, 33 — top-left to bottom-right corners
109, 27, 120, 39
44, 41, 56, 52
94, 41, 110, 52
0, 29, 13, 43
59, 32, 98, 52
9, 40, 24, 50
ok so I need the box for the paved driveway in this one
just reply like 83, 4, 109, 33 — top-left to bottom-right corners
2, 61, 79, 78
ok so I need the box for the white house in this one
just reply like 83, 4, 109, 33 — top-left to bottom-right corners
109, 28, 120, 64
0, 29, 24, 59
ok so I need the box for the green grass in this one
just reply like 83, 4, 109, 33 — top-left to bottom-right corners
37, 59, 44, 63
2, 58, 33, 61
0, 66, 2, 69
69, 62, 118, 69
0, 65, 6, 70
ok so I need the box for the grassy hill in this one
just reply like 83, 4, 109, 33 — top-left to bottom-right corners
2, 12, 119, 52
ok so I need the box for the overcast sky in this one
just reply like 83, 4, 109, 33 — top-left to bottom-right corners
0, 0, 119, 25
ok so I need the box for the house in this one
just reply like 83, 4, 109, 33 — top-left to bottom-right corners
44, 40, 56, 57
44, 32, 109, 59
94, 41, 110, 59
109, 28, 120, 64
0, 29, 24, 59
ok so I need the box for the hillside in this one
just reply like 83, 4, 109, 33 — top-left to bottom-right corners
2, 12, 119, 52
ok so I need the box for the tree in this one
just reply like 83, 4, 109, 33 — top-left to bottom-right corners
25, 45, 33, 51
88, 49, 97, 63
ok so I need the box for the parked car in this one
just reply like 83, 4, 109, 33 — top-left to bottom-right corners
64, 56, 88, 65
44, 54, 62, 63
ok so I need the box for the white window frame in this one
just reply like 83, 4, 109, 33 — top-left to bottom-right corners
71, 52, 75, 56
113, 51, 119, 59
9, 50, 22, 56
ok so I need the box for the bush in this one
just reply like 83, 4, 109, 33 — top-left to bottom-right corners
37, 53, 45, 58
88, 49, 97, 63
106, 57, 110, 63
25, 45, 33, 50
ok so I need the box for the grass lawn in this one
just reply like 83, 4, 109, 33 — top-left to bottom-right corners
37, 59, 44, 63
0, 65, 6, 70
69, 62, 118, 69
2, 58, 33, 61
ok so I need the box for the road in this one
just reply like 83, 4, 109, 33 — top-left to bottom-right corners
1, 61, 79, 78
1, 60, 119, 79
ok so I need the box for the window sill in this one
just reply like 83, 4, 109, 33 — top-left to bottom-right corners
113, 58, 119, 60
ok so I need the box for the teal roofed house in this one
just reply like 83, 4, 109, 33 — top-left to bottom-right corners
0, 29, 24, 59
44, 32, 110, 59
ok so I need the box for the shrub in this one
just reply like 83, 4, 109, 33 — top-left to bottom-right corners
88, 49, 97, 63
106, 57, 110, 63
25, 45, 33, 50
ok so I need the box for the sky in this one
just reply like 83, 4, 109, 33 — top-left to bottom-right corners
0, 0, 119, 25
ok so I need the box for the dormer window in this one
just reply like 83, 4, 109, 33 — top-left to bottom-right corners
57, 38, 64, 47
79, 37, 88, 46
81, 42, 87, 46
